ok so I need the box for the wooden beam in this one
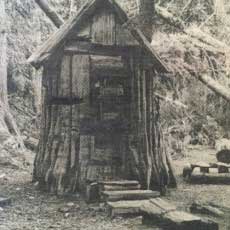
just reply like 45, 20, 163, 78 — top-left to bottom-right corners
35, 0, 64, 28
90, 55, 123, 67
127, 24, 170, 73
48, 96, 83, 105
64, 41, 136, 57
28, 0, 130, 67
28, 0, 104, 67
156, 5, 230, 54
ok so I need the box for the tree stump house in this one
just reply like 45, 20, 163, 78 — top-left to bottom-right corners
28, 0, 174, 194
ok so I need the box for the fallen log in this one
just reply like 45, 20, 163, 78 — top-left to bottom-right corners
141, 198, 218, 230
198, 74, 230, 102
35, 0, 64, 28
155, 5, 230, 53
190, 202, 224, 217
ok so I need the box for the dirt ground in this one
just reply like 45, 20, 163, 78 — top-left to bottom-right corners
1, 145, 230, 230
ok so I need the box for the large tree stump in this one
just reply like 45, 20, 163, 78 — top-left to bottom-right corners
33, 54, 90, 194
128, 57, 176, 191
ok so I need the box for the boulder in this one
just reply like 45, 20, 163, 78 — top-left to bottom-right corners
216, 149, 230, 164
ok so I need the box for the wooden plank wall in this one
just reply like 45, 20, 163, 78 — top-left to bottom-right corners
37, 53, 92, 192
71, 7, 137, 46
116, 22, 138, 46
92, 9, 116, 45
71, 54, 90, 188
72, 55, 90, 99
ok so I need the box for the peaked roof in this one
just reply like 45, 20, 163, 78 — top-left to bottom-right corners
28, 0, 170, 73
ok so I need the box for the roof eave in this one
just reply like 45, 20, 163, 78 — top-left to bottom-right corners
27, 0, 129, 67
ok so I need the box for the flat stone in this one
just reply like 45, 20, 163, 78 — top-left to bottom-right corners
149, 198, 177, 213
192, 162, 210, 168
164, 211, 218, 230
102, 184, 141, 191
141, 200, 218, 230
102, 190, 160, 202
107, 200, 149, 217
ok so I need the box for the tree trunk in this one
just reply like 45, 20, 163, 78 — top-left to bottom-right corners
0, 0, 23, 148
139, 0, 155, 41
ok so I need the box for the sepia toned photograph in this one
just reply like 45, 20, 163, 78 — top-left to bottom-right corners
0, 0, 229, 229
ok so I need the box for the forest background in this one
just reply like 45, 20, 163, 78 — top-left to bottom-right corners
1, 0, 230, 164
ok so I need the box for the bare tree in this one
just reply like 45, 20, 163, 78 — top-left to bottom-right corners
0, 0, 23, 148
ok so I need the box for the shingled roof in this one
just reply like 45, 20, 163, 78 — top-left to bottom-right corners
28, 0, 170, 73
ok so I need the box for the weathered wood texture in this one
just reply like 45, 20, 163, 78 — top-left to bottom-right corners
64, 41, 134, 57
92, 8, 116, 45
33, 54, 91, 193
128, 55, 176, 191
29, 0, 168, 73
73, 6, 137, 46
32, 0, 175, 194
28, 0, 128, 67
33, 52, 130, 193
33, 51, 175, 194
127, 25, 170, 73
107, 200, 149, 217
102, 190, 160, 202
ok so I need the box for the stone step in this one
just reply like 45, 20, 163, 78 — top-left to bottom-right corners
102, 184, 141, 191
99, 180, 141, 195
107, 200, 149, 217
99, 180, 140, 186
102, 190, 160, 202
